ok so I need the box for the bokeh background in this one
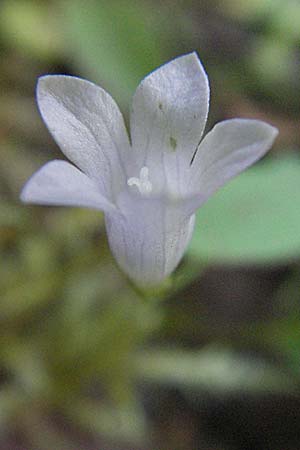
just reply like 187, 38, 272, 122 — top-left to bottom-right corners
1, 0, 300, 449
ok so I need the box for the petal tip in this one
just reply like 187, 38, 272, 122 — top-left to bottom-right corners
254, 120, 279, 144
36, 75, 59, 105
37, 74, 82, 97
37, 74, 58, 92
269, 124, 279, 139
179, 51, 210, 93
174, 51, 207, 71
20, 182, 32, 204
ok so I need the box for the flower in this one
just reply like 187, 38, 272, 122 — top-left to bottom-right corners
21, 52, 278, 287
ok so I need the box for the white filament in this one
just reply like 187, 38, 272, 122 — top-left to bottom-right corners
127, 166, 152, 195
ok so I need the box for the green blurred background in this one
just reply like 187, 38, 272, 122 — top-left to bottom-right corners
1, 0, 300, 449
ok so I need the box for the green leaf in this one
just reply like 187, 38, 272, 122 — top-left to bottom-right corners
189, 154, 300, 264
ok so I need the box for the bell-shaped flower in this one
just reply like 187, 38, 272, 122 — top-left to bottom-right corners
21, 53, 278, 287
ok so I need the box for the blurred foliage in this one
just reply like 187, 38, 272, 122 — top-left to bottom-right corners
61, 0, 173, 108
136, 346, 298, 395
0, 1, 64, 61
1, 0, 300, 448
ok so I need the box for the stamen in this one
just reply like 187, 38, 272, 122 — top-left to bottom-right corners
127, 166, 153, 195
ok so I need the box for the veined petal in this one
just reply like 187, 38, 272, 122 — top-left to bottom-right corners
188, 119, 278, 209
130, 52, 209, 193
21, 160, 115, 212
37, 75, 131, 200
105, 192, 195, 286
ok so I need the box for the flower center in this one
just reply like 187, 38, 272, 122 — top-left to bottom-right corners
127, 166, 153, 195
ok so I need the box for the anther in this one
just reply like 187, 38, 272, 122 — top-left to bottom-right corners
127, 166, 153, 195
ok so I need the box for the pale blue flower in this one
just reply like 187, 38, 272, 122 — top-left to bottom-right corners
21, 53, 278, 286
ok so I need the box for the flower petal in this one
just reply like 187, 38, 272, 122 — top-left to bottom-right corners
105, 192, 195, 286
21, 160, 115, 212
129, 52, 209, 192
37, 75, 131, 199
188, 119, 278, 209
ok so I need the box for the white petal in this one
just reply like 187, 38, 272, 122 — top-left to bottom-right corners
37, 75, 131, 199
21, 160, 115, 212
105, 192, 195, 286
188, 119, 278, 209
129, 52, 209, 192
